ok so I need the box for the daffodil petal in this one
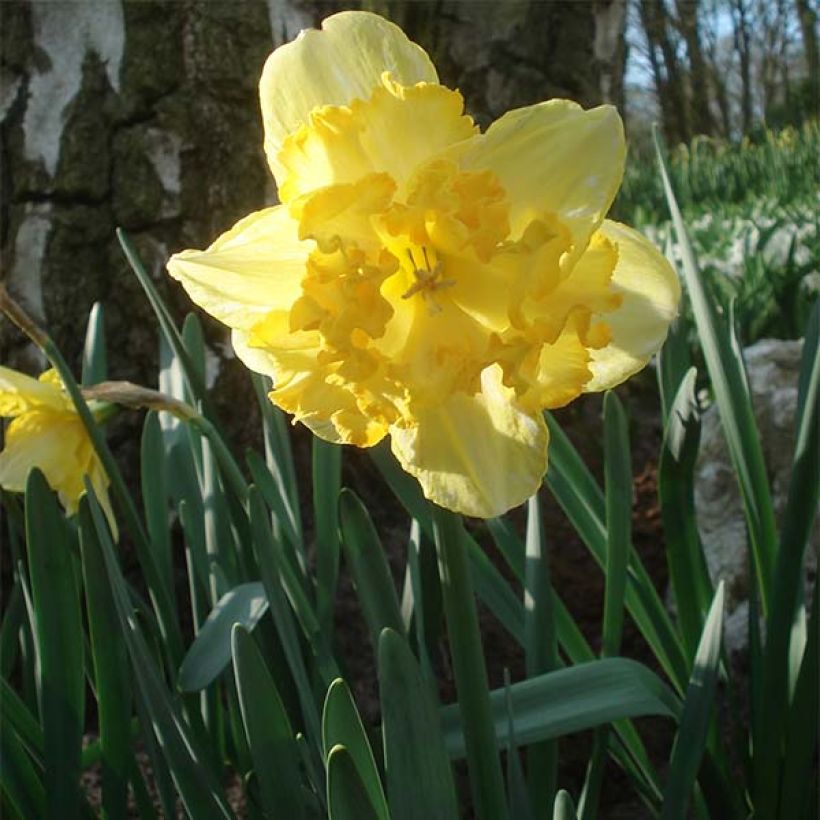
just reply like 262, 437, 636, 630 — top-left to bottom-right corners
261, 10, 437, 183
278, 80, 477, 201
0, 410, 86, 501
463, 100, 625, 263
167, 206, 310, 330
231, 328, 280, 380
0, 366, 66, 416
389, 365, 548, 518
232, 328, 389, 448
584, 220, 681, 392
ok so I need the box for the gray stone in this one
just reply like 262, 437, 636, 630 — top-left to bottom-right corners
694, 337, 818, 653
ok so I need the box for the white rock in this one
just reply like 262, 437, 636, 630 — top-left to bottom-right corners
693, 337, 817, 652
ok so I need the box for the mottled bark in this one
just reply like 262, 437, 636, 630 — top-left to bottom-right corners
362, 0, 601, 127
2, 1, 272, 394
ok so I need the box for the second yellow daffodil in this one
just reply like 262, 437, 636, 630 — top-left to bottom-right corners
0, 366, 115, 529
167, 11, 680, 517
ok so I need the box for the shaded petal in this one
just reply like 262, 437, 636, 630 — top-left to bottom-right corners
232, 328, 389, 448
389, 365, 548, 518
521, 312, 594, 411
462, 100, 625, 265
167, 206, 310, 330
0, 410, 86, 504
584, 220, 681, 392
231, 327, 281, 380
0, 366, 66, 416
293, 172, 396, 254
261, 11, 438, 183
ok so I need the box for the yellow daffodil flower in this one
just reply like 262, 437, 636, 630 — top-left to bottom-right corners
0, 365, 115, 529
167, 11, 680, 517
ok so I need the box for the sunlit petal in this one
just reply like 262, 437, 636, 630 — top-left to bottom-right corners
278, 79, 477, 201
261, 11, 437, 184
167, 206, 310, 330
390, 365, 548, 518
584, 220, 681, 392
0, 366, 66, 416
462, 100, 625, 266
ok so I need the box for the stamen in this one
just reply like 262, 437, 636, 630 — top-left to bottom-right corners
401, 245, 456, 314
422, 246, 432, 271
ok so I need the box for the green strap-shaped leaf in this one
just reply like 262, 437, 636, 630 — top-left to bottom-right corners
441, 658, 680, 757
44, 333, 183, 668
404, 519, 440, 683
79, 498, 134, 820
777, 580, 819, 819
433, 506, 509, 820
0, 677, 43, 769
178, 583, 269, 692
81, 301, 107, 385
657, 316, 692, 425
339, 489, 404, 649
83, 482, 233, 818
314, 438, 343, 637
524, 493, 558, 817
579, 392, 633, 820
252, 373, 302, 543
117, 230, 211, 414
505, 671, 535, 820
323, 680, 388, 820
373, 442, 661, 800
552, 790, 577, 820
662, 582, 725, 819
248, 488, 325, 742
755, 300, 820, 814
327, 745, 382, 820
25, 470, 84, 820
140, 412, 175, 609
544, 412, 690, 693
0, 722, 45, 820
379, 628, 458, 820
247, 449, 304, 568
654, 130, 778, 612
658, 369, 714, 661
231, 624, 305, 819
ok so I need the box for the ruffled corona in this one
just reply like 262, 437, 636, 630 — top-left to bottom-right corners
168, 11, 680, 517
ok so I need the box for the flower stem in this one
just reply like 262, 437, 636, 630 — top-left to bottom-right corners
432, 505, 508, 820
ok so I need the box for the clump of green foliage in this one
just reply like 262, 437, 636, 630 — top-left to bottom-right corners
616, 123, 819, 345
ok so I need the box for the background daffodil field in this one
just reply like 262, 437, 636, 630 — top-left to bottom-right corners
0, 4, 817, 819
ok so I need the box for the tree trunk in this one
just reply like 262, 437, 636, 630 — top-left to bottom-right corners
593, 0, 628, 110
700, 0, 732, 136
794, 0, 819, 114
730, 0, 754, 132
675, 0, 715, 135
639, 0, 691, 143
